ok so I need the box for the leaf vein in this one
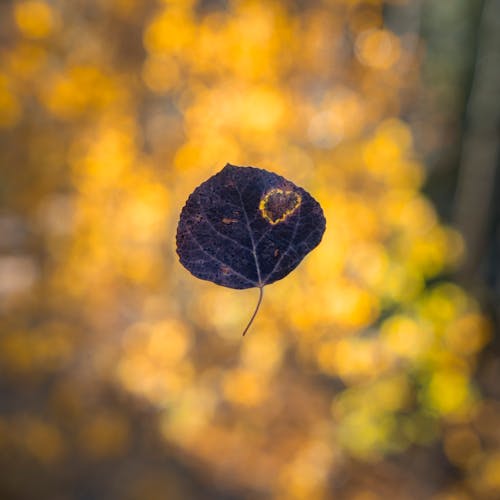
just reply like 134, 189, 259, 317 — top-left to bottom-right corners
199, 204, 253, 252
234, 178, 263, 286
263, 204, 302, 284
186, 230, 255, 286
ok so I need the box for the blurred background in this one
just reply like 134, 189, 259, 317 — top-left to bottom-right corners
0, 0, 499, 498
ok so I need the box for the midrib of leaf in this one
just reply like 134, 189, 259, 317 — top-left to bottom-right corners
235, 182, 263, 288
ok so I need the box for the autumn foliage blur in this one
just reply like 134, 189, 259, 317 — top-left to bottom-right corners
0, 1, 498, 499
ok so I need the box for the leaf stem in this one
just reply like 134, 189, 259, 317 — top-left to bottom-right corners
242, 286, 264, 336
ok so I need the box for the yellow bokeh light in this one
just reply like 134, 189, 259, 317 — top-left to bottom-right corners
345, 242, 389, 289
116, 319, 193, 404
323, 281, 380, 329
337, 409, 393, 458
333, 337, 391, 382
418, 283, 470, 327
41, 66, 121, 120
223, 369, 267, 406
355, 29, 401, 70
444, 313, 491, 356
160, 386, 217, 445
371, 375, 410, 411
114, 183, 170, 244
381, 314, 431, 361
142, 55, 180, 93
426, 369, 474, 418
277, 441, 332, 500
379, 263, 424, 303
240, 333, 283, 373
147, 320, 191, 363
14, 1, 56, 39
143, 7, 195, 55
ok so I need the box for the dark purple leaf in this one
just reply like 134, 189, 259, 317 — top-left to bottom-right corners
176, 164, 326, 335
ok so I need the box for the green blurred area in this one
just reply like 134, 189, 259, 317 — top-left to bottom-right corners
0, 1, 499, 499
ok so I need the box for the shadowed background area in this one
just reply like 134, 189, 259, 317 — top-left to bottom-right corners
0, 1, 499, 499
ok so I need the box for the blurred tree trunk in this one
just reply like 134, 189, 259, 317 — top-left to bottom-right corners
414, 0, 499, 298
414, 0, 483, 220
452, 0, 500, 294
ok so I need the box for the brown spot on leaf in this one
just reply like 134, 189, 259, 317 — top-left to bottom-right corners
220, 265, 231, 275
259, 188, 302, 225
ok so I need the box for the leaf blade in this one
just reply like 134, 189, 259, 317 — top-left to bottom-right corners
176, 164, 326, 290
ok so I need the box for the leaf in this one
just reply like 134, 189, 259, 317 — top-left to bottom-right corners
176, 164, 326, 335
